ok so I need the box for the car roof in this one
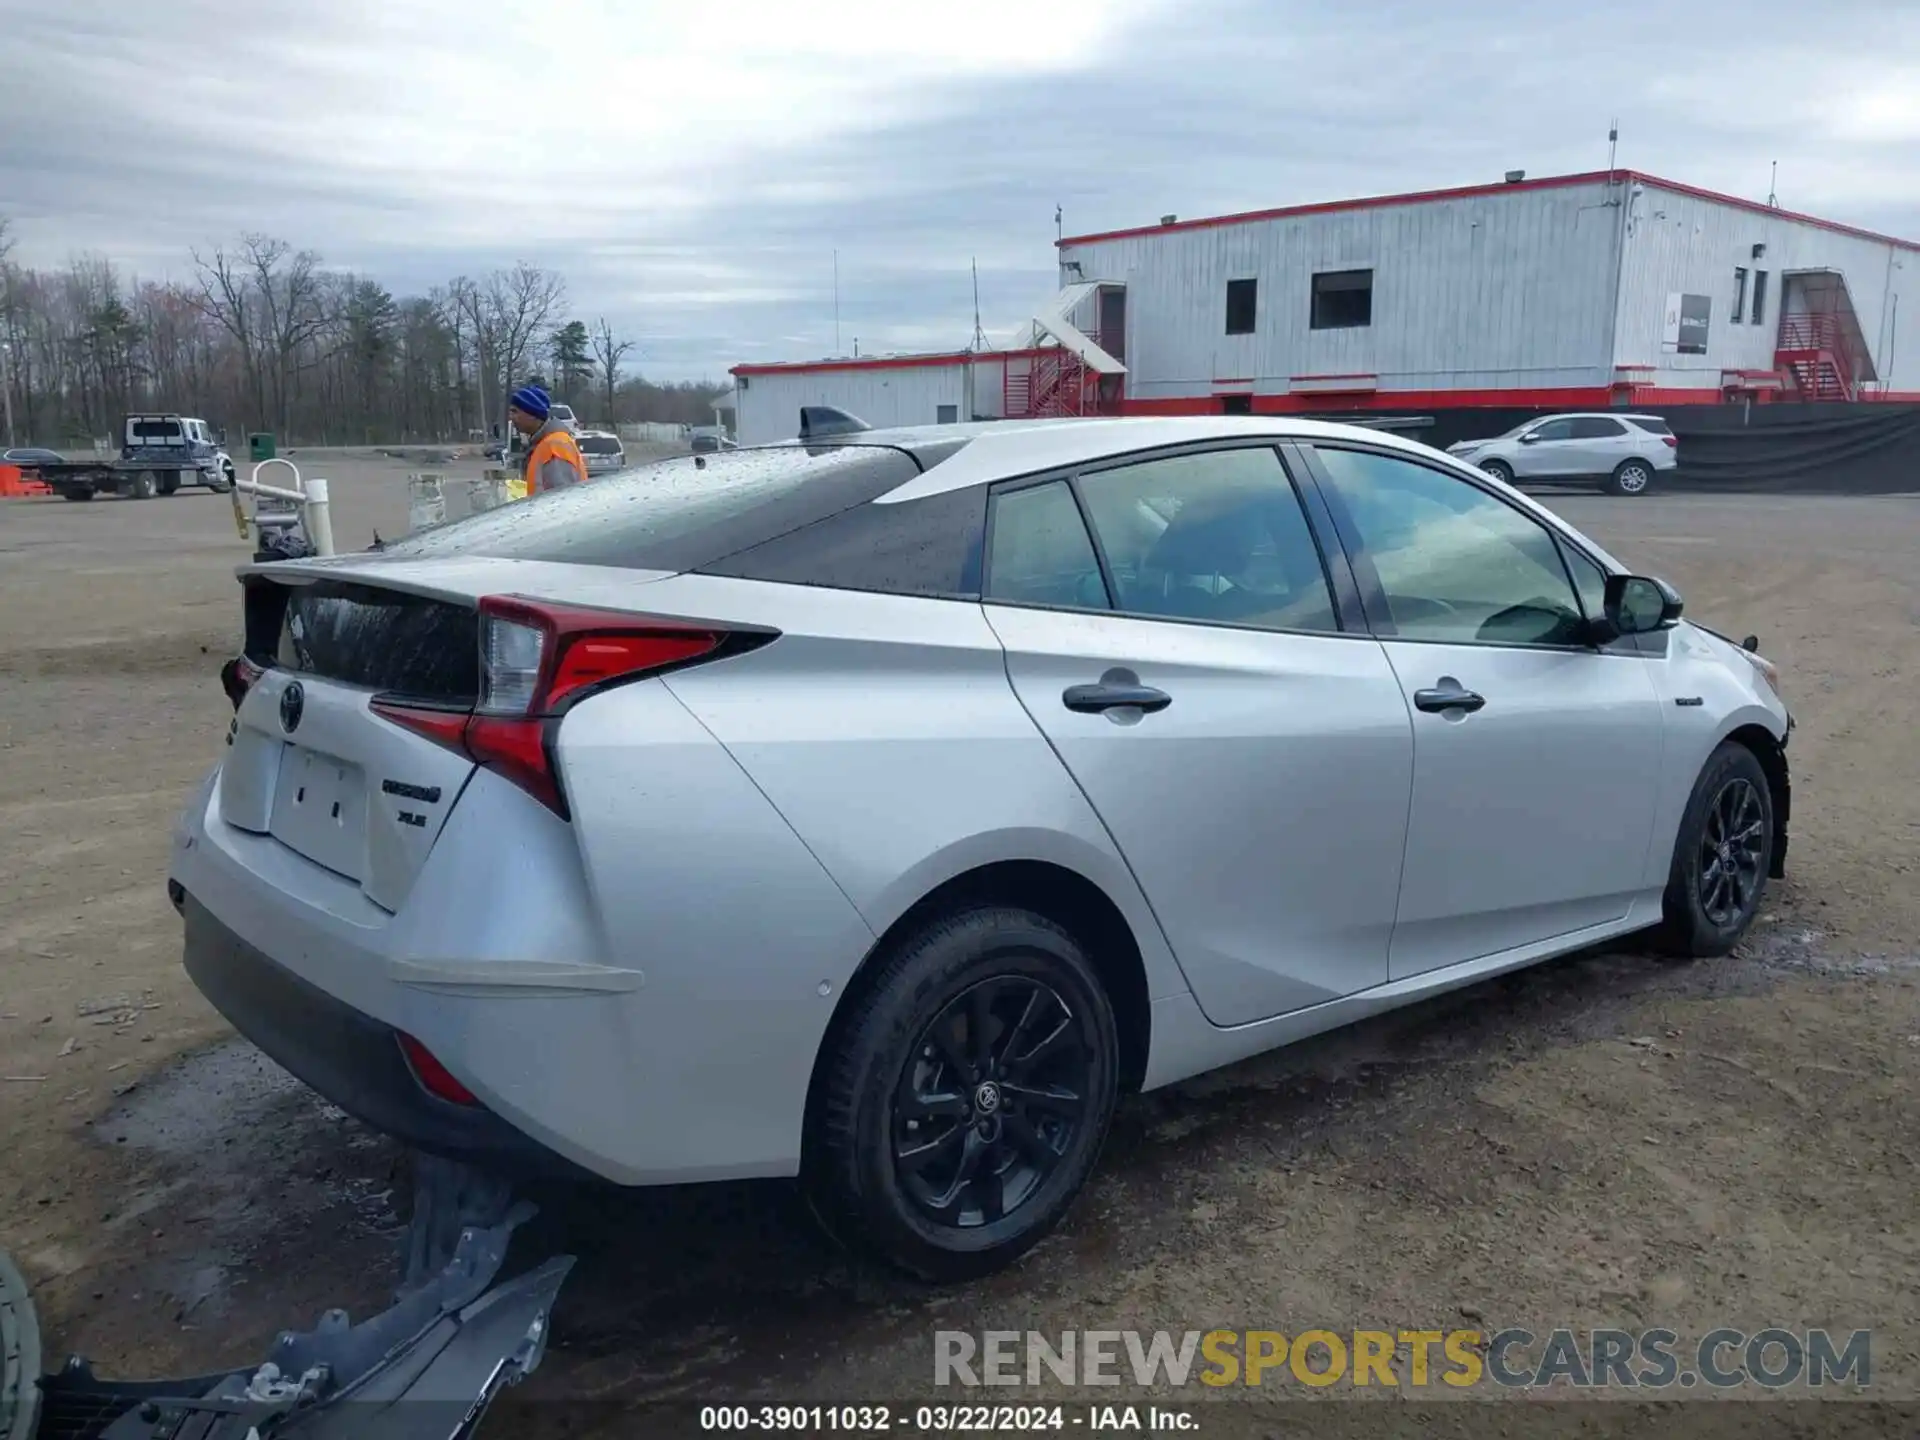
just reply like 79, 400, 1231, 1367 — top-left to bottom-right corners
782, 415, 1455, 504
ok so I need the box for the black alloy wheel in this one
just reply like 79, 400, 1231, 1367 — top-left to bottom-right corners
1697, 776, 1766, 929
894, 975, 1091, 1230
1657, 740, 1774, 958
805, 906, 1119, 1281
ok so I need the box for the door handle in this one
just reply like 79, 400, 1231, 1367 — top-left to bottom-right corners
1063, 681, 1172, 714
1412, 682, 1485, 714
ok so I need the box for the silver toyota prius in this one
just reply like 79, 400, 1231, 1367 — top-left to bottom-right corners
169, 414, 1792, 1280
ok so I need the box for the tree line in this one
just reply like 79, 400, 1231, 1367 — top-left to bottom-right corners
0, 220, 727, 448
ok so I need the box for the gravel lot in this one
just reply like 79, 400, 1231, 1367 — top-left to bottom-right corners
2, 459, 1917, 1433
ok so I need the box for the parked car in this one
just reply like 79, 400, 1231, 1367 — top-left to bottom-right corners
549, 403, 579, 436
577, 429, 626, 476
689, 428, 736, 454
1447, 412, 1676, 496
2, 446, 66, 469
172, 415, 1789, 1281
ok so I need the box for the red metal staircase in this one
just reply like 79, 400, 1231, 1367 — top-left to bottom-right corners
1775, 314, 1857, 401
1004, 348, 1104, 419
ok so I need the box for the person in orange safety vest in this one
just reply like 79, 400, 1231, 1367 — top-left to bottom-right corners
505, 384, 587, 500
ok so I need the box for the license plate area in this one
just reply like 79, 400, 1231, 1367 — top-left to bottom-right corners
268, 743, 367, 880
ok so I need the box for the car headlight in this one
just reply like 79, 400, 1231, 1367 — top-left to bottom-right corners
1744, 650, 1782, 699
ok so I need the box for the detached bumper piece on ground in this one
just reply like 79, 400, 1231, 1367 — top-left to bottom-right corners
1, 1188, 572, 1440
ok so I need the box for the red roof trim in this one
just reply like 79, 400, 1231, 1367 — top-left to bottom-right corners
732, 346, 1060, 377
1058, 169, 1920, 253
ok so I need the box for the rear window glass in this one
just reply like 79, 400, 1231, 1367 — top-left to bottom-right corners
1625, 417, 1673, 436
366, 444, 927, 572
130, 419, 184, 442
276, 582, 480, 699
579, 435, 623, 454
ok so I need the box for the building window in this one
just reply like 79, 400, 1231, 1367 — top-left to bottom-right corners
1225, 278, 1258, 335
1310, 269, 1373, 330
1751, 270, 1769, 327
936, 404, 958, 424
1731, 267, 1748, 324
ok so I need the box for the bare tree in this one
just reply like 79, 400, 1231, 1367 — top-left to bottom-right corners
483, 263, 566, 409
190, 242, 266, 423
590, 317, 635, 427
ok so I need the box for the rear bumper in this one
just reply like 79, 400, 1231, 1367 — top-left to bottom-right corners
179, 889, 588, 1180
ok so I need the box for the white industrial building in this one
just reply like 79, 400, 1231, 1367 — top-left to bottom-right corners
731, 169, 1915, 444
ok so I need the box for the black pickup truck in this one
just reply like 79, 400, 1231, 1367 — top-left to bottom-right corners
28, 414, 236, 501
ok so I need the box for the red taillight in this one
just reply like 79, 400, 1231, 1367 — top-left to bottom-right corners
397, 1031, 478, 1106
370, 597, 761, 818
1662, 435, 1678, 448
220, 654, 265, 711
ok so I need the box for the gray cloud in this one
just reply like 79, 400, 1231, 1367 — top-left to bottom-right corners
4, 0, 1916, 380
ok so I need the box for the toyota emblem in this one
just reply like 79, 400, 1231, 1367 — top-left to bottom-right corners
279, 681, 306, 734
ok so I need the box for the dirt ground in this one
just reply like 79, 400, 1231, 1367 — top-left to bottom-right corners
2, 462, 1918, 1432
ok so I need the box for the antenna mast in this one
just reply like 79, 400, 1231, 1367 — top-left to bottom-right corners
1607, 118, 1618, 172
1768, 161, 1779, 208
833, 250, 841, 354
970, 258, 989, 352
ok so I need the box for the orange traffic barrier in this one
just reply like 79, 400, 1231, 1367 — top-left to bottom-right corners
0, 464, 55, 498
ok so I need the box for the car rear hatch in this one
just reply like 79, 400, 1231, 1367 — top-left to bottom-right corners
219, 574, 487, 914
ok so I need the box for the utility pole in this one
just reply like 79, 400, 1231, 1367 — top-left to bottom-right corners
833, 250, 841, 355
1, 342, 15, 448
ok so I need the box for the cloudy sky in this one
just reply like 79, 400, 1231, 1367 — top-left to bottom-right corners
3, 0, 1917, 381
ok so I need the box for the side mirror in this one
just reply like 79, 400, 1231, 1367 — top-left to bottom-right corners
1517, 432, 1540, 444
1603, 574, 1684, 636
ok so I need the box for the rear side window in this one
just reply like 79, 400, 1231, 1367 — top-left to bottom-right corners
130, 418, 184, 442
700, 484, 987, 599
1569, 417, 1627, 438
986, 482, 1107, 609
1624, 417, 1673, 437
579, 434, 623, 455
367, 445, 925, 572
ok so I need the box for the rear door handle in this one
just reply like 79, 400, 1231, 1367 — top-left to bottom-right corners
1063, 681, 1172, 715
1412, 682, 1486, 714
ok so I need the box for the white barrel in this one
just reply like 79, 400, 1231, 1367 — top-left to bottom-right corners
407, 473, 447, 534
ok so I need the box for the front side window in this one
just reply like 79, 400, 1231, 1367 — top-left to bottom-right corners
1312, 447, 1587, 647
1526, 418, 1576, 443
1074, 447, 1339, 633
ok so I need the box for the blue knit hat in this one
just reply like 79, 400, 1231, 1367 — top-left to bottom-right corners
509, 384, 551, 421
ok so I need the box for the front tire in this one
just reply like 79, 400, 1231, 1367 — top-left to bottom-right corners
1606, 459, 1655, 496
129, 470, 159, 500
805, 906, 1120, 1282
1656, 741, 1774, 958
1480, 459, 1515, 485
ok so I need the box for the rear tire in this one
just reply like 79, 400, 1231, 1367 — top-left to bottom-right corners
1655, 741, 1774, 958
1606, 459, 1655, 496
805, 906, 1120, 1281
1480, 459, 1515, 485
62, 487, 95, 502
159, 469, 181, 496
129, 470, 159, 500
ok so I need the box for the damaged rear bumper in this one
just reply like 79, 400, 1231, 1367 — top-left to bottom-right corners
6, 1204, 572, 1440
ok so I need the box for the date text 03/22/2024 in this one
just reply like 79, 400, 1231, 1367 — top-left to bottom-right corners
698, 1405, 1193, 1432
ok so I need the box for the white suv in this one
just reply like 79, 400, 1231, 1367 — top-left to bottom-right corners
1447, 412, 1677, 496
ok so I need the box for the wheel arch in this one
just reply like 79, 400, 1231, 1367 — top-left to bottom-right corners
1721, 720, 1790, 880
805, 857, 1157, 1141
